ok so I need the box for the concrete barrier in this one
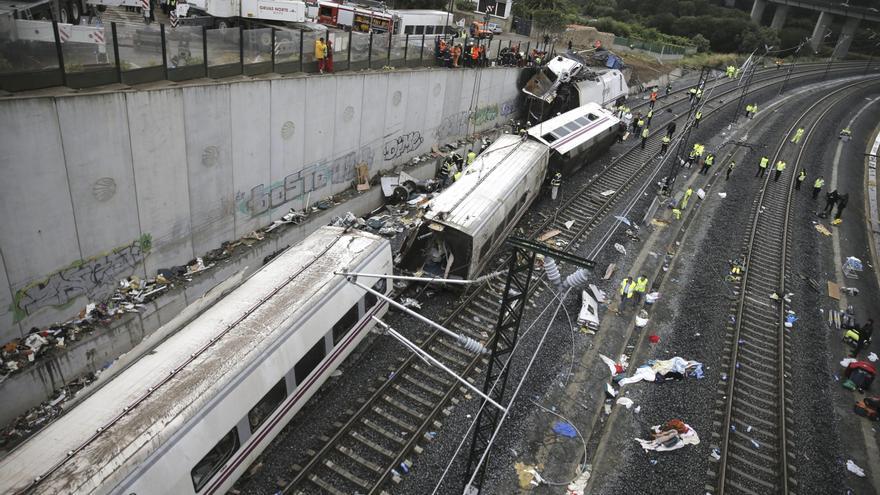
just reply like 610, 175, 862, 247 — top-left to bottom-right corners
0, 66, 522, 423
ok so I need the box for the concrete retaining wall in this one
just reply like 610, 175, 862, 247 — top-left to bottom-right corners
0, 67, 522, 423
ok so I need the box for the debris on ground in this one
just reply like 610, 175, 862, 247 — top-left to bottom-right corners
846, 459, 866, 477
400, 298, 422, 310
616, 397, 635, 409
619, 357, 703, 386
552, 421, 578, 438
599, 354, 629, 378
578, 290, 600, 332
645, 292, 661, 304
635, 419, 699, 452
538, 229, 562, 242
648, 334, 660, 344
566, 468, 591, 495
602, 263, 617, 280
635, 310, 650, 328
614, 243, 627, 255
815, 224, 833, 236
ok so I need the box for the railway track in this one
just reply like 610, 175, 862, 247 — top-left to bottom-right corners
710, 79, 878, 495
281, 62, 876, 495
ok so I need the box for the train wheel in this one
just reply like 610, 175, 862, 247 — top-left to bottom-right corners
69, 0, 81, 24
59, 4, 69, 23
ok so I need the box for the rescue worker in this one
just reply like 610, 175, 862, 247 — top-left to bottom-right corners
681, 187, 693, 209
665, 81, 672, 96
695, 88, 703, 101
466, 150, 477, 165
618, 276, 635, 312
688, 87, 697, 102
693, 110, 702, 128
774, 159, 786, 182
646, 108, 654, 126
439, 154, 456, 186
700, 153, 714, 175
315, 37, 327, 73
726, 65, 735, 78
835, 193, 849, 220
823, 190, 839, 215
550, 172, 562, 200
634, 275, 648, 304
660, 134, 671, 155
666, 120, 677, 138
745, 103, 753, 118
791, 127, 805, 144
649, 90, 658, 108
840, 127, 852, 141
747, 103, 757, 119
726, 160, 735, 180
756, 156, 769, 177
672, 208, 682, 220
812, 176, 825, 199
796, 169, 807, 190
641, 127, 650, 149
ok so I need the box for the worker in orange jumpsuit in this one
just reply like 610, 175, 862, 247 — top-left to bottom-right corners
452, 44, 462, 68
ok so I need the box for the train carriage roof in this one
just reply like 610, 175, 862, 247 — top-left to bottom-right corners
528, 102, 620, 156
425, 133, 549, 237
0, 227, 386, 495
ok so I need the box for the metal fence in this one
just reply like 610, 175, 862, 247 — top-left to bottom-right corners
613, 35, 695, 56
0, 20, 522, 92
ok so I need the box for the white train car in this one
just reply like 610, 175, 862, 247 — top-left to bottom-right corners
400, 134, 549, 280
0, 226, 392, 495
528, 102, 624, 176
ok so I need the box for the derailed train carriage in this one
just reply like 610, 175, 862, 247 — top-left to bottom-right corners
0, 226, 391, 495
401, 103, 623, 281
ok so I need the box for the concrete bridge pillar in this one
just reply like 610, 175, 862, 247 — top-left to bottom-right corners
770, 4, 789, 30
809, 11, 835, 53
751, 0, 767, 23
833, 17, 860, 58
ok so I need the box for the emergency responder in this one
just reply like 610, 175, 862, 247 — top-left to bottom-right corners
747, 103, 757, 119
550, 172, 562, 200
672, 208, 682, 220
823, 190, 839, 215
700, 153, 714, 175
835, 193, 849, 220
466, 150, 477, 165
840, 127, 852, 141
745, 103, 753, 118
791, 127, 805, 144
796, 169, 807, 190
756, 156, 769, 177
666, 120, 677, 138
660, 134, 671, 155
726, 65, 736, 78
812, 176, 825, 199
646, 108, 654, 126
688, 87, 697, 102
693, 110, 702, 128
665, 81, 672, 96
618, 276, 635, 313
641, 127, 650, 149
726, 160, 735, 180
635, 114, 645, 134
681, 187, 693, 209
695, 88, 703, 101
634, 275, 648, 304
439, 154, 456, 186
774, 160, 786, 182
649, 89, 658, 108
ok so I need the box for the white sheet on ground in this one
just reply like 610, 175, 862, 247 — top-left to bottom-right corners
619, 357, 702, 386
635, 424, 700, 452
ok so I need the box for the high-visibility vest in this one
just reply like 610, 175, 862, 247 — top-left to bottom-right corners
684, 188, 693, 199
746, 104, 753, 112
661, 136, 671, 144
467, 152, 476, 164
551, 173, 561, 186
814, 178, 825, 188
705, 154, 714, 165
794, 128, 804, 138
689, 88, 697, 94
696, 89, 702, 98
776, 160, 786, 171
759, 157, 769, 168
635, 277, 648, 293
637, 119, 645, 127
752, 104, 758, 112
798, 171, 806, 182
647, 110, 654, 119
695, 111, 702, 120
619, 278, 633, 297
641, 128, 649, 138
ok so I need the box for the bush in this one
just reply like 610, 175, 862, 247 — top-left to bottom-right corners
455, 0, 476, 11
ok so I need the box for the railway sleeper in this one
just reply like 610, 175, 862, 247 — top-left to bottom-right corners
725, 460, 779, 489
436, 337, 478, 359
392, 384, 435, 408
412, 363, 453, 387
350, 428, 398, 458
382, 394, 428, 420
307, 473, 349, 495
361, 417, 406, 445
372, 405, 418, 431
401, 373, 445, 397
323, 459, 372, 490
730, 404, 776, 429
428, 345, 469, 369
337, 445, 384, 474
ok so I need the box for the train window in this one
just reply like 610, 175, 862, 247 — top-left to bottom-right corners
415, 25, 424, 34
294, 339, 326, 384
574, 117, 590, 126
332, 303, 359, 345
191, 428, 240, 492
364, 278, 387, 310
405, 26, 414, 34
319, 6, 332, 16
478, 240, 492, 261
248, 379, 287, 433
542, 133, 557, 143
587, 113, 599, 121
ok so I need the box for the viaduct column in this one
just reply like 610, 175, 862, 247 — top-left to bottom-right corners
770, 4, 790, 30
809, 11, 835, 53
833, 17, 860, 58
751, 0, 767, 23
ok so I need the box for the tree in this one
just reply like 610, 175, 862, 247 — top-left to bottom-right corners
692, 33, 710, 52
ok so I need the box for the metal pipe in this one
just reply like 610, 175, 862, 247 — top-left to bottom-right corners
372, 317, 506, 412
334, 271, 504, 285
346, 277, 488, 354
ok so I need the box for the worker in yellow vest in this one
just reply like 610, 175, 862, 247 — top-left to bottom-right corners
791, 127, 805, 144
634, 275, 648, 304
466, 150, 477, 165
812, 176, 825, 199
618, 277, 635, 312
681, 187, 693, 209
660, 135, 671, 155
756, 156, 769, 177
774, 160, 786, 182
796, 169, 807, 190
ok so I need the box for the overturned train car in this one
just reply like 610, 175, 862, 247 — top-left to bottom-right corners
401, 134, 549, 280
528, 102, 624, 176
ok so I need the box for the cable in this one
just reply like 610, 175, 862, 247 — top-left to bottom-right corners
527, 399, 588, 486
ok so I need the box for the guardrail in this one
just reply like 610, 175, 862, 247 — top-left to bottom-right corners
613, 35, 695, 56
0, 19, 531, 92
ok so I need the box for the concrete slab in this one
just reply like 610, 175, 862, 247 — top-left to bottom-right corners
230, 80, 272, 239
268, 77, 307, 219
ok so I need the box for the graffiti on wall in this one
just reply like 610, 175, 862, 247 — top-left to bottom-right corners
500, 99, 517, 117
237, 147, 374, 217
435, 111, 470, 140
12, 234, 152, 322
383, 131, 423, 161
434, 99, 518, 141
472, 104, 499, 127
